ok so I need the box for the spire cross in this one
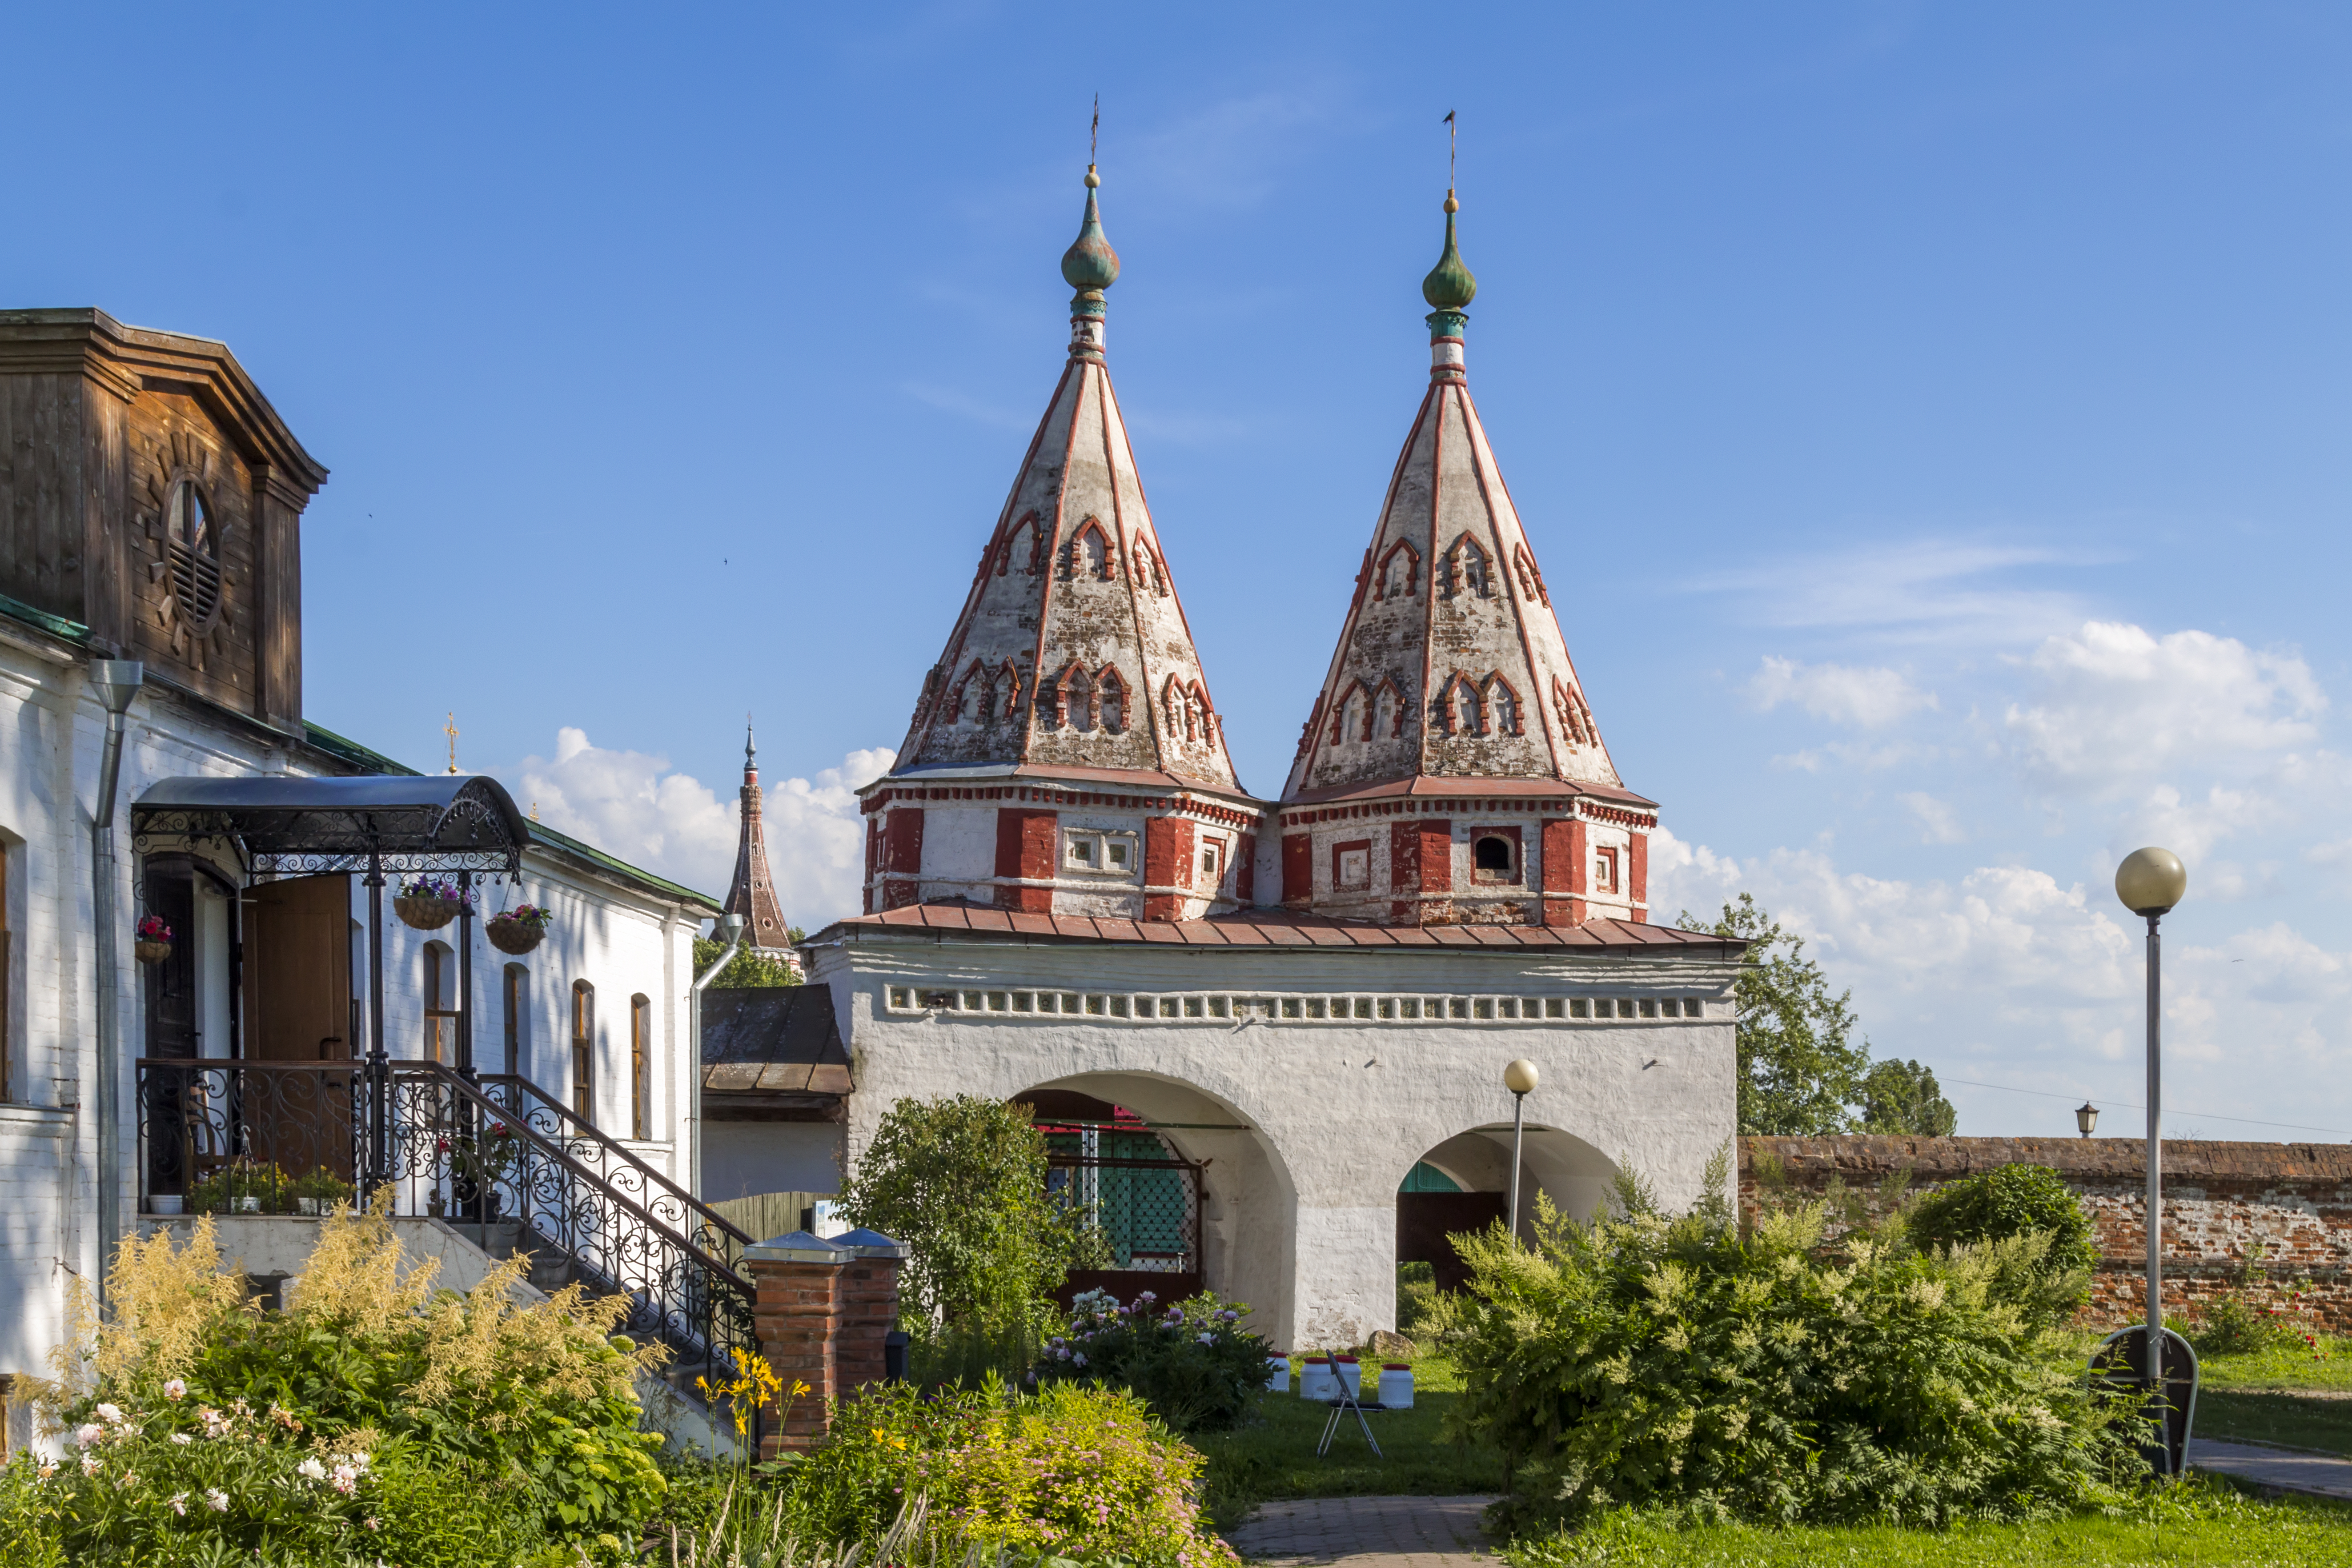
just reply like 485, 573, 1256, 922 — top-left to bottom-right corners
1444, 109, 1456, 194
1091, 94, 1100, 168
443, 712, 459, 774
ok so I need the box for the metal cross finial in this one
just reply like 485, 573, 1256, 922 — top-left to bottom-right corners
444, 712, 459, 774
1091, 94, 1100, 167
1444, 109, 1456, 192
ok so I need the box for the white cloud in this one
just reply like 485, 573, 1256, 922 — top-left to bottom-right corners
1898, 792, 1965, 844
1748, 656, 1937, 728
1650, 828, 2352, 1136
1693, 539, 2095, 644
505, 732, 893, 930
2005, 622, 2324, 796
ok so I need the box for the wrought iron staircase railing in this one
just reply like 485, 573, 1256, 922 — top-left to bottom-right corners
136, 1057, 762, 1396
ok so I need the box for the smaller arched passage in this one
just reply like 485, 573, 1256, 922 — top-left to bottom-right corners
1011, 1072, 1295, 1333
1396, 1126, 1618, 1295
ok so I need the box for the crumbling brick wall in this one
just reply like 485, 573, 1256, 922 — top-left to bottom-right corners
1740, 1137, 2352, 1333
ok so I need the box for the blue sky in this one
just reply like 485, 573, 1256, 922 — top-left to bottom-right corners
13, 4, 2352, 1139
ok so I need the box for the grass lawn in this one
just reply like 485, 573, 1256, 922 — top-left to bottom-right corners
1497, 1478, 2352, 1567
1194, 1353, 1501, 1528
2195, 1337, 2352, 1393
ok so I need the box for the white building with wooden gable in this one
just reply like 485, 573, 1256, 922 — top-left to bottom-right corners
0, 310, 752, 1452
811, 174, 1742, 1351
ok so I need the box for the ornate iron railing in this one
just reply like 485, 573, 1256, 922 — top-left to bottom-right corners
473, 1072, 759, 1269
135, 1058, 760, 1393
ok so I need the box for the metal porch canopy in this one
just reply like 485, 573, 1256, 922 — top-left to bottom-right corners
131, 774, 529, 876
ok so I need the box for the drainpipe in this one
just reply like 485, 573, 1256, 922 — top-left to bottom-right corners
690, 913, 746, 1205
88, 659, 144, 1309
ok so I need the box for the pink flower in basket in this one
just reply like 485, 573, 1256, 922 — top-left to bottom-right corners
136, 915, 173, 942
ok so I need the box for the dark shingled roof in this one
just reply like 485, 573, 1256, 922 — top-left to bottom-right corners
701, 987, 852, 1106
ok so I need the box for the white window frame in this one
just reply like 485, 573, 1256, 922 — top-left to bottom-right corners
1063, 829, 1138, 878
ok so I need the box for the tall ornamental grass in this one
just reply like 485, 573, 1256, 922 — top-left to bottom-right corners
1444, 1163, 2140, 1534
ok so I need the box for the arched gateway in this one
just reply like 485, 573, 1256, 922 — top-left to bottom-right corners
807, 165, 1744, 1350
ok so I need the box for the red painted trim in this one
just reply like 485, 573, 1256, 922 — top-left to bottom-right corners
1143, 817, 1194, 921
1236, 832, 1256, 903
1629, 830, 1649, 917
1022, 361, 1091, 767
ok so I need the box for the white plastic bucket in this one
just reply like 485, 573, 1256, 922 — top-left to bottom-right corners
1300, 1358, 1335, 1400
1333, 1357, 1362, 1400
1265, 1356, 1291, 1392
1378, 1364, 1414, 1409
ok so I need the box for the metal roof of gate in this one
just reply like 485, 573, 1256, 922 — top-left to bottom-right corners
131, 774, 529, 876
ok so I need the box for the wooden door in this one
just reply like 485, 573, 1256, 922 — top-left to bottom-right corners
141, 872, 199, 1196
241, 875, 355, 1182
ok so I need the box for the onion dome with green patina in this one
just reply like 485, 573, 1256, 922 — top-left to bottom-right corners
1062, 165, 1120, 321
1422, 190, 1476, 341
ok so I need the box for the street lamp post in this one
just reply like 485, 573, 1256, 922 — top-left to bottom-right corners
2075, 1101, 2100, 1138
1503, 1059, 1538, 1242
2115, 845, 2188, 1468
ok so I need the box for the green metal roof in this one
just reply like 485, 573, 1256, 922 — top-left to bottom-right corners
0, 592, 94, 647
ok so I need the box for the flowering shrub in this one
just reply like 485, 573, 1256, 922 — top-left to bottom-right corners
1031, 1288, 1272, 1433
1445, 1184, 2138, 1535
134, 914, 173, 942
781, 1380, 1238, 1568
32, 1208, 669, 1564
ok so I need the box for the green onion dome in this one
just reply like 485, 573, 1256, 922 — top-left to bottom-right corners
1421, 192, 1477, 312
1061, 167, 1121, 295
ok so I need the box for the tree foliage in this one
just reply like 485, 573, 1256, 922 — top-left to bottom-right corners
1859, 1058, 1959, 1136
838, 1095, 1070, 1327
692, 929, 804, 988
1681, 894, 1957, 1137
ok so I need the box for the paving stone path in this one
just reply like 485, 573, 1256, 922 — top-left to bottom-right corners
2189, 1436, 2352, 1502
1225, 1496, 1502, 1568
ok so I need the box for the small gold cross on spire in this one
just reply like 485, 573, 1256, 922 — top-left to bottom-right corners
444, 712, 460, 774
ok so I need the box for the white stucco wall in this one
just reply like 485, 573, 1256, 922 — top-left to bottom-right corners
0, 630, 718, 1406
815, 931, 1738, 1349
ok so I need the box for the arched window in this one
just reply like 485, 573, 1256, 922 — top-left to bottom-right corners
1098, 666, 1126, 734
1475, 835, 1515, 875
1134, 543, 1166, 596
1378, 541, 1420, 601
502, 963, 528, 1079
165, 479, 224, 629
1447, 535, 1490, 598
1436, 674, 1483, 737
570, 981, 594, 1124
1486, 676, 1521, 737
1000, 515, 1041, 576
1513, 543, 1549, 604
1068, 520, 1113, 581
422, 942, 454, 1064
1374, 678, 1405, 740
630, 995, 651, 1141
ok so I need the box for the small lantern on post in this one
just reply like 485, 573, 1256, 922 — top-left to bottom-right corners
1503, 1058, 1538, 1243
2076, 1101, 2100, 1138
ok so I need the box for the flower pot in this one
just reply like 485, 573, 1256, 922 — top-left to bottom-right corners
149, 1195, 184, 1216
236, 1196, 261, 1214
393, 894, 460, 931
1264, 1355, 1291, 1393
485, 917, 546, 955
135, 939, 173, 966
1378, 1364, 1414, 1409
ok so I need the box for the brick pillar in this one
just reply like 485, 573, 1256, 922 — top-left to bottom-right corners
1627, 830, 1649, 925
994, 807, 1056, 912
744, 1236, 846, 1457
1143, 817, 1195, 922
829, 1229, 909, 1392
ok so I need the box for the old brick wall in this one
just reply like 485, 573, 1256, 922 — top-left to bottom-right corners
1741, 1136, 2352, 1333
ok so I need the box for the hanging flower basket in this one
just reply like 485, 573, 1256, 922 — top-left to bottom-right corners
486, 903, 553, 955
393, 877, 471, 932
135, 915, 173, 966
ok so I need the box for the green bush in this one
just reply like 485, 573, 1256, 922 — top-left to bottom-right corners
1398, 1261, 1442, 1335
1905, 1164, 2099, 1323
31, 1208, 668, 1565
1443, 1182, 2138, 1534
839, 1095, 1075, 1327
1031, 1288, 1271, 1434
780, 1380, 1239, 1568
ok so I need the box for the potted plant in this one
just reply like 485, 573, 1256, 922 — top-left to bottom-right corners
393, 875, 471, 931
486, 902, 554, 955
134, 914, 173, 966
293, 1166, 355, 1216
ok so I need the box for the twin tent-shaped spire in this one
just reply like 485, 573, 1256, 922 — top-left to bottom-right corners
863, 172, 1655, 928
